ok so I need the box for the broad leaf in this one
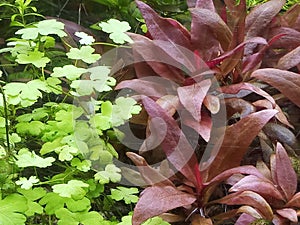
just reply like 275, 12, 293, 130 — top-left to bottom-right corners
132, 185, 196, 225
251, 68, 300, 108
15, 148, 55, 168
52, 180, 89, 200
274, 143, 297, 201
203, 109, 277, 180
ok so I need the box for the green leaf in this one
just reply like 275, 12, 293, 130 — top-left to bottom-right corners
0, 194, 27, 225
56, 208, 104, 225
143, 217, 171, 225
16, 50, 50, 67
16, 121, 45, 136
71, 158, 91, 172
66, 46, 101, 64
94, 164, 121, 184
110, 186, 139, 204
15, 148, 55, 168
51, 65, 87, 80
40, 138, 63, 155
55, 145, 79, 161
15, 27, 39, 39
36, 19, 67, 37
17, 187, 46, 217
99, 19, 133, 44
111, 97, 142, 126
15, 176, 39, 189
52, 180, 89, 200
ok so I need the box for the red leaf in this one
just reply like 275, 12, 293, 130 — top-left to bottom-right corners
230, 175, 285, 201
203, 109, 277, 180
126, 152, 174, 186
237, 206, 263, 219
277, 46, 300, 70
115, 78, 170, 98
205, 165, 264, 184
132, 185, 196, 225
129, 34, 186, 83
235, 213, 256, 225
177, 79, 211, 121
285, 192, 300, 208
190, 8, 232, 60
182, 110, 212, 142
276, 208, 298, 223
221, 82, 276, 106
136, 0, 192, 50
245, 0, 285, 54
214, 191, 273, 220
251, 68, 300, 108
141, 96, 198, 185
274, 143, 297, 201
268, 27, 300, 50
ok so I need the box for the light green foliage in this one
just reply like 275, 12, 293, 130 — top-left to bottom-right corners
16, 50, 50, 67
55, 145, 79, 161
15, 19, 66, 39
112, 97, 142, 126
0, 194, 28, 225
71, 158, 91, 172
15, 148, 55, 168
55, 208, 104, 225
16, 176, 39, 189
3, 79, 51, 107
18, 187, 46, 216
52, 180, 89, 200
94, 164, 121, 184
99, 19, 133, 44
39, 192, 91, 215
118, 215, 171, 225
110, 186, 139, 204
70, 66, 115, 95
16, 121, 45, 136
51, 65, 88, 80
75, 32, 95, 45
66, 46, 101, 64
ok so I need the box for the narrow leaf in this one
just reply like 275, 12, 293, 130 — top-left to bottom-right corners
285, 192, 300, 208
132, 185, 196, 225
203, 109, 277, 180
177, 79, 211, 121
230, 175, 285, 201
276, 208, 298, 223
142, 96, 198, 185
213, 191, 273, 220
277, 46, 300, 70
275, 143, 297, 201
251, 68, 300, 108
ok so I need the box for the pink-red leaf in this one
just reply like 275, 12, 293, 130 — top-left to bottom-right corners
221, 82, 276, 106
230, 175, 285, 201
285, 192, 300, 208
245, 0, 285, 53
214, 191, 273, 220
141, 96, 198, 185
276, 208, 298, 223
126, 152, 174, 186
190, 8, 232, 58
177, 79, 211, 121
277, 46, 300, 70
203, 109, 277, 180
136, 0, 192, 49
235, 213, 256, 225
274, 143, 297, 201
251, 68, 300, 108
132, 185, 196, 225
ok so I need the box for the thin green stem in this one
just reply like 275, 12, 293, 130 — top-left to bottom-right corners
0, 85, 10, 153
92, 42, 131, 49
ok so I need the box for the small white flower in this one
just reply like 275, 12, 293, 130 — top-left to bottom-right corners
74, 31, 95, 45
16, 176, 40, 189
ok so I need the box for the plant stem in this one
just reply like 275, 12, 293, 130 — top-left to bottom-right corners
0, 84, 10, 153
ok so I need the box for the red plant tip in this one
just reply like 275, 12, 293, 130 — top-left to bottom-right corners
194, 163, 203, 196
